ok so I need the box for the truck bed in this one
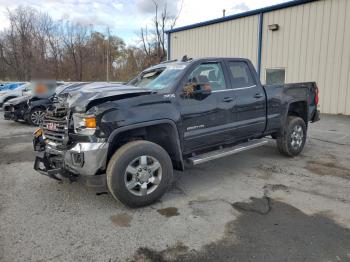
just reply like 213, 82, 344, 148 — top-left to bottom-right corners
263, 82, 319, 135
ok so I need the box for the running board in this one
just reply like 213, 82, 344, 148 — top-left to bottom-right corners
188, 139, 268, 165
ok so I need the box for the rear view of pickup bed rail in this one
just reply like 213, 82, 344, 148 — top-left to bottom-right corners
33, 57, 320, 207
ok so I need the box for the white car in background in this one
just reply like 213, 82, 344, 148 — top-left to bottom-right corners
0, 82, 32, 109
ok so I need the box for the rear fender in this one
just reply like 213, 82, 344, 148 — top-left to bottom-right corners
278, 100, 308, 136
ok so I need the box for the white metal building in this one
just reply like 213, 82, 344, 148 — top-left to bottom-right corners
166, 0, 350, 115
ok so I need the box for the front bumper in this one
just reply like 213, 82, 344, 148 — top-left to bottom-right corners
3, 109, 12, 120
34, 140, 109, 179
3, 104, 28, 121
3, 105, 15, 120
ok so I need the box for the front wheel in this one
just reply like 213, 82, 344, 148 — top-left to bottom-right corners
29, 108, 46, 126
106, 140, 173, 207
276, 116, 307, 157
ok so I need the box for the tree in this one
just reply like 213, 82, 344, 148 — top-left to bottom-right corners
62, 21, 89, 81
139, 0, 183, 65
0, 5, 177, 82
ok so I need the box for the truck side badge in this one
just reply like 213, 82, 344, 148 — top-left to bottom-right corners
187, 125, 205, 131
163, 94, 175, 99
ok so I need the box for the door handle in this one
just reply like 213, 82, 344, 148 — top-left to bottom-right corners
222, 97, 234, 102
254, 93, 263, 99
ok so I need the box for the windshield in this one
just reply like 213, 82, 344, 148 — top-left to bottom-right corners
128, 64, 186, 90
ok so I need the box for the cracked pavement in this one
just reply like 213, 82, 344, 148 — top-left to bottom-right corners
0, 114, 350, 262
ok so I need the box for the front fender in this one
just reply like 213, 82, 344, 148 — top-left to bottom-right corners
107, 119, 184, 171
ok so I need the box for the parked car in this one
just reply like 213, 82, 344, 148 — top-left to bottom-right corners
0, 82, 26, 91
3, 81, 64, 125
33, 57, 320, 207
0, 82, 33, 109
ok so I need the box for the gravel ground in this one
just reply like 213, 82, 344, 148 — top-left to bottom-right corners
0, 114, 350, 262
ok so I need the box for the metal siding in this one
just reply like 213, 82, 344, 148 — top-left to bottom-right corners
340, 0, 350, 115
260, 0, 350, 114
170, 15, 259, 69
166, 0, 318, 34
169, 0, 350, 114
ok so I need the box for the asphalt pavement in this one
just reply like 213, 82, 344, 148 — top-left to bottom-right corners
0, 114, 350, 262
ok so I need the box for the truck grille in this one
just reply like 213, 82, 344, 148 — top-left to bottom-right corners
42, 105, 69, 145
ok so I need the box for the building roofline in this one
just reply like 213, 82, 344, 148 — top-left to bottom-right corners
165, 0, 318, 34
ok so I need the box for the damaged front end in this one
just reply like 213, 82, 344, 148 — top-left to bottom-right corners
33, 98, 108, 185
32, 82, 153, 184
33, 127, 68, 180
3, 99, 29, 121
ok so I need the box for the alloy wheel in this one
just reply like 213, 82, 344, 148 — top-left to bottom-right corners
124, 155, 162, 196
290, 125, 304, 150
31, 110, 45, 126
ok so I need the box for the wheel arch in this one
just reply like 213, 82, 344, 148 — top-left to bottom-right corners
31, 105, 47, 111
286, 100, 308, 124
274, 100, 308, 139
107, 120, 184, 171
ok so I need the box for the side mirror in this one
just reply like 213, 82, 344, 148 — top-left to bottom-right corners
183, 81, 212, 99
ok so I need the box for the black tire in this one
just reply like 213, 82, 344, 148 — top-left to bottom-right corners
29, 108, 46, 126
276, 116, 307, 157
106, 140, 173, 208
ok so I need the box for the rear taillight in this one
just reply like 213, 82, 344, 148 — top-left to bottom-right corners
315, 85, 319, 105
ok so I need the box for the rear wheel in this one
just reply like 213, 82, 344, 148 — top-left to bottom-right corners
106, 140, 173, 207
276, 116, 306, 157
29, 108, 46, 126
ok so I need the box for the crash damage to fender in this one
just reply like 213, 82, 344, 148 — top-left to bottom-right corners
66, 83, 154, 113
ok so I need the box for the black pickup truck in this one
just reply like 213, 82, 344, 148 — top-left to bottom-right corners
33, 57, 320, 207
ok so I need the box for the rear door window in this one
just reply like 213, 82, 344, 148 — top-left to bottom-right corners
227, 61, 256, 89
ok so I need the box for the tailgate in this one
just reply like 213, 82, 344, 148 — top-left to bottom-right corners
307, 82, 319, 122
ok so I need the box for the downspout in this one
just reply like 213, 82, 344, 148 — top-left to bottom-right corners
167, 33, 171, 60
257, 12, 263, 79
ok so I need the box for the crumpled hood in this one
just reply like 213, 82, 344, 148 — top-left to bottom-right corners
65, 82, 153, 112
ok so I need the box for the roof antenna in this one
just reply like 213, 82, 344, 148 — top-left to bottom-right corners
223, 9, 226, 17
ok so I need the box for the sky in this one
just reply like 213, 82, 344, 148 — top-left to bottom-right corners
0, 0, 289, 45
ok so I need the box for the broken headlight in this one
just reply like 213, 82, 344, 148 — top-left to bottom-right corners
72, 113, 96, 135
